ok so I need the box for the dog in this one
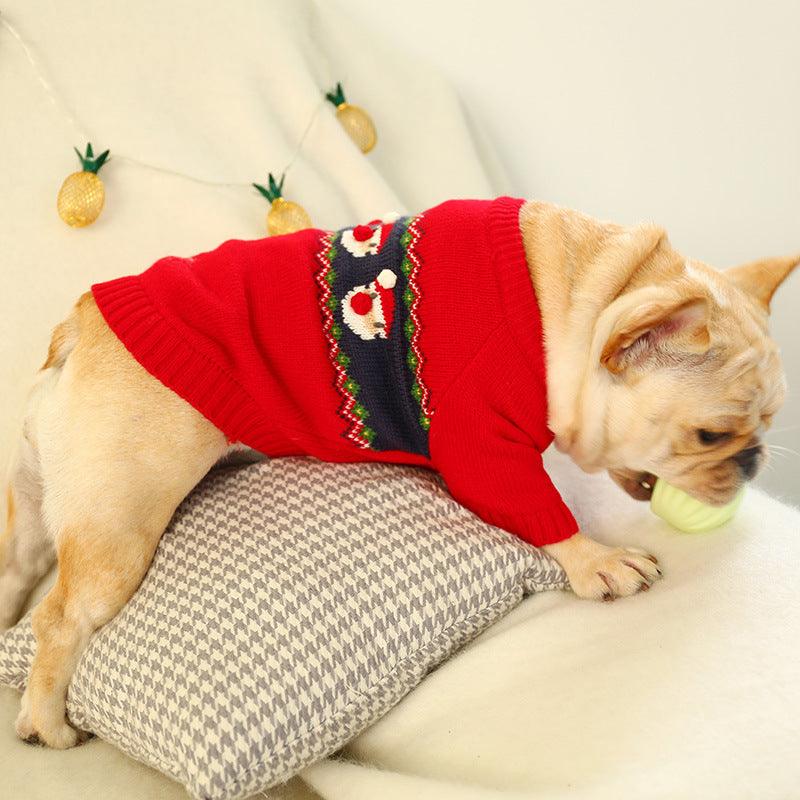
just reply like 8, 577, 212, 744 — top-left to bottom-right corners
0, 197, 796, 749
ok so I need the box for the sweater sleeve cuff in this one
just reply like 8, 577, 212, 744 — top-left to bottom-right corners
513, 494, 579, 547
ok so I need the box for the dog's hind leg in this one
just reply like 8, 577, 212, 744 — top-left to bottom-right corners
0, 443, 55, 631
14, 294, 228, 748
15, 482, 208, 748
0, 360, 68, 630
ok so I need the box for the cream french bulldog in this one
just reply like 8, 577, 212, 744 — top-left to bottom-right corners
0, 199, 796, 749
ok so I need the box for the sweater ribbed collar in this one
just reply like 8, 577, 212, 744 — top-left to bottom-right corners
486, 196, 548, 388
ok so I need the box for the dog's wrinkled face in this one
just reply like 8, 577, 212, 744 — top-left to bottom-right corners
599, 256, 796, 506
519, 201, 796, 508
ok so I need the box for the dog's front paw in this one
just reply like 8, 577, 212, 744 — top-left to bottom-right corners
15, 693, 91, 749
568, 546, 662, 601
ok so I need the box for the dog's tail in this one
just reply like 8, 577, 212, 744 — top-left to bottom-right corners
40, 292, 91, 371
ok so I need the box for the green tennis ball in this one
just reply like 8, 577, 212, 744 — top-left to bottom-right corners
650, 478, 744, 533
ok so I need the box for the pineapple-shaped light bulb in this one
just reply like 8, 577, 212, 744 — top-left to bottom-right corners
325, 82, 377, 154
253, 173, 312, 236
57, 143, 110, 227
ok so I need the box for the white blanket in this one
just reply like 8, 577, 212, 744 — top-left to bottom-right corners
2, 2, 798, 799
302, 450, 800, 800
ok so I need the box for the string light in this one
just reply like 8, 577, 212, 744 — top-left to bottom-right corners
0, 12, 359, 230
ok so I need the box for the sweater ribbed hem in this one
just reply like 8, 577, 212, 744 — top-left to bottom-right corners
91, 276, 278, 451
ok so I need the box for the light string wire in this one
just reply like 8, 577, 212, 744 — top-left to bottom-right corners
0, 11, 332, 190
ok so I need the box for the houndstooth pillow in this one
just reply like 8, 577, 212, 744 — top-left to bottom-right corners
0, 458, 567, 800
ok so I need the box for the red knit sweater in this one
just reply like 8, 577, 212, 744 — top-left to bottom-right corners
92, 197, 578, 546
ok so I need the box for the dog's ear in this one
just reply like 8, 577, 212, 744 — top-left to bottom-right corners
725, 254, 800, 312
600, 292, 709, 374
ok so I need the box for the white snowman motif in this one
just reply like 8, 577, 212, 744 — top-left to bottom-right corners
341, 224, 382, 258
341, 269, 397, 340
340, 213, 401, 258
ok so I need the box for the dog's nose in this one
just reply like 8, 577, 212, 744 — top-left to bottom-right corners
734, 445, 762, 480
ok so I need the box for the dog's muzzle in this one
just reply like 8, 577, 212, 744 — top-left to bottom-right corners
733, 445, 763, 481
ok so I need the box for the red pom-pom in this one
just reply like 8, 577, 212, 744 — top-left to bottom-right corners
352, 224, 374, 242
350, 291, 373, 315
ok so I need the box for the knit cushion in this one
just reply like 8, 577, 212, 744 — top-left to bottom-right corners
0, 458, 567, 800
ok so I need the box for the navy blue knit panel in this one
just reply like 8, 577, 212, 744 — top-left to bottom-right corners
329, 217, 429, 456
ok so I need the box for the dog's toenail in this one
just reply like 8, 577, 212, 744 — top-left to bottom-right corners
646, 555, 659, 564
623, 559, 649, 581
598, 571, 616, 593
23, 733, 42, 746
638, 582, 649, 592
602, 592, 614, 602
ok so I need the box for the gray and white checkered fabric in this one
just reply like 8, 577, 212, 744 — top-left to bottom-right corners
0, 459, 567, 800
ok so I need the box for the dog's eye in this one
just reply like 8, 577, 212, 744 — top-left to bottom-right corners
697, 429, 732, 445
